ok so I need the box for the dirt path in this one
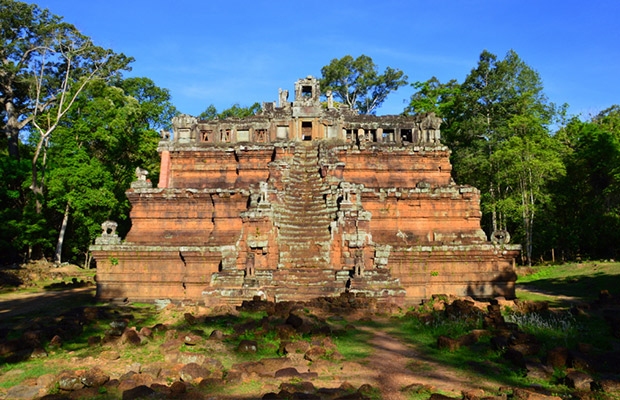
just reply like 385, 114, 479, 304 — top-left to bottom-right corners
362, 326, 481, 400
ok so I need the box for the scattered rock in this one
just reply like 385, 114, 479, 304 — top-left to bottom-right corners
4, 384, 44, 399
599, 378, 620, 393
57, 371, 84, 391
80, 367, 109, 387
430, 394, 460, 400
304, 346, 327, 361
121, 385, 155, 400
565, 369, 593, 391
139, 327, 153, 338
546, 346, 568, 368
504, 348, 526, 369
512, 388, 562, 400
280, 381, 316, 394
49, 335, 63, 348
274, 367, 301, 378
151, 323, 167, 333
179, 362, 209, 382
87, 336, 101, 346
237, 339, 258, 353
121, 329, 144, 346
224, 369, 245, 383
170, 380, 188, 395
182, 333, 202, 346
100, 350, 120, 360
68, 387, 98, 399
184, 312, 197, 325
209, 329, 224, 340
30, 347, 48, 359
525, 361, 553, 381
509, 342, 541, 357
437, 335, 460, 352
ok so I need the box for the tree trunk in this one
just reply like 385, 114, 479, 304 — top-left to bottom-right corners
83, 252, 92, 269
54, 202, 70, 264
7, 132, 20, 159
4, 96, 23, 159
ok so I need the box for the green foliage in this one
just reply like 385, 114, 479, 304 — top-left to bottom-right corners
198, 102, 261, 120
404, 77, 460, 118
408, 50, 567, 265
547, 111, 620, 259
320, 54, 407, 114
0, 0, 133, 159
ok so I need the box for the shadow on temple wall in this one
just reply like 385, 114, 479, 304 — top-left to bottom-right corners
465, 269, 518, 300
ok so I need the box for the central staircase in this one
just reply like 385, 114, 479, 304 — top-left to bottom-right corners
276, 143, 333, 269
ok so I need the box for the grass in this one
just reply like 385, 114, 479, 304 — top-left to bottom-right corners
514, 289, 563, 307
504, 310, 614, 352
516, 261, 620, 302
329, 321, 375, 361
0, 360, 65, 389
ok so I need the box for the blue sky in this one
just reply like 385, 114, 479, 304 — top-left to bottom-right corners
26, 0, 620, 119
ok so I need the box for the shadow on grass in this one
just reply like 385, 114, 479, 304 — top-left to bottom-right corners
0, 287, 97, 329
518, 272, 620, 302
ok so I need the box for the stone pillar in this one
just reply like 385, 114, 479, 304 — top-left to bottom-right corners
158, 150, 171, 188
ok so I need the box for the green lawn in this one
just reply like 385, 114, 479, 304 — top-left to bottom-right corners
516, 261, 620, 302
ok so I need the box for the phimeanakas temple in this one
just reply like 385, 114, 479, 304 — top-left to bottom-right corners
90, 76, 520, 306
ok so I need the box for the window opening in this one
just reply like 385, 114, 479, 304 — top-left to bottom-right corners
255, 129, 267, 143
201, 130, 213, 142
301, 121, 312, 141
400, 129, 413, 143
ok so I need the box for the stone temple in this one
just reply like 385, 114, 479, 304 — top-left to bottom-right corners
91, 76, 520, 306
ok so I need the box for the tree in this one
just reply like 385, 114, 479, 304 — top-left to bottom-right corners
198, 102, 261, 120
550, 110, 620, 260
404, 77, 460, 118
407, 50, 563, 264
0, 0, 131, 213
320, 55, 407, 114
46, 77, 176, 264
448, 51, 558, 234
492, 115, 565, 265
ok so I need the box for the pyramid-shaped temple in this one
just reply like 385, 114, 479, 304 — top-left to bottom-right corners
91, 76, 520, 306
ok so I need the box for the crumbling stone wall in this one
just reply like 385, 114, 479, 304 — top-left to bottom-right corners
91, 77, 520, 305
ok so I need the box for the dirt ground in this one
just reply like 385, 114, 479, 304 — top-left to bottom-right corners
0, 288, 496, 400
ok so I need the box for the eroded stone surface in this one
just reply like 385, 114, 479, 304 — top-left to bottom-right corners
91, 76, 520, 306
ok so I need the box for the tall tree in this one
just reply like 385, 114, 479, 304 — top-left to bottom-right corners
320, 55, 407, 114
0, 0, 131, 212
448, 51, 557, 234
407, 50, 563, 265
46, 77, 175, 264
550, 110, 620, 260
491, 114, 565, 265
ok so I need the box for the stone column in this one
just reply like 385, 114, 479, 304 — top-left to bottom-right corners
158, 150, 171, 188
